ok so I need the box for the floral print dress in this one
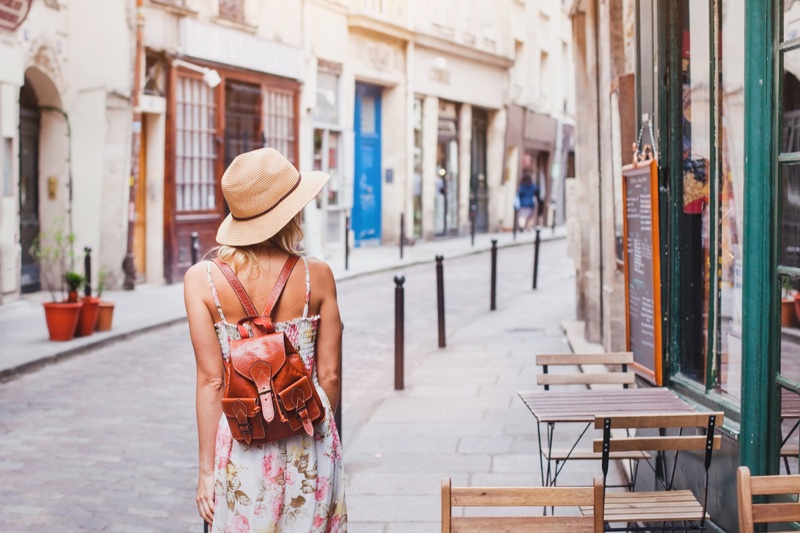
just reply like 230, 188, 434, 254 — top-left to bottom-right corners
205, 259, 347, 533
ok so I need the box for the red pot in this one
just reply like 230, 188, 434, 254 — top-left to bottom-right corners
75, 297, 100, 337
43, 301, 83, 341
95, 301, 115, 331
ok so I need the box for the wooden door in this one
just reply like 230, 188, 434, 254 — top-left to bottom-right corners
134, 118, 147, 278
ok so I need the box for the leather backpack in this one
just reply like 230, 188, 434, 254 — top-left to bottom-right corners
212, 256, 324, 445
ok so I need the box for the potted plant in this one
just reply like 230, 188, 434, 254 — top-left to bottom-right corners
95, 268, 115, 332
30, 219, 84, 341
783, 277, 798, 328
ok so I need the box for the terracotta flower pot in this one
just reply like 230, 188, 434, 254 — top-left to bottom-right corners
75, 297, 100, 337
784, 298, 798, 328
95, 301, 115, 331
43, 301, 83, 341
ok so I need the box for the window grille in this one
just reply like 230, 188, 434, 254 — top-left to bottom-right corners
175, 75, 217, 212
262, 88, 296, 164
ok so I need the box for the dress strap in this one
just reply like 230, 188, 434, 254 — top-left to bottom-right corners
302, 256, 310, 319
205, 261, 227, 323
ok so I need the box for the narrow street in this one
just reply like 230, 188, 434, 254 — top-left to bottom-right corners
0, 239, 574, 531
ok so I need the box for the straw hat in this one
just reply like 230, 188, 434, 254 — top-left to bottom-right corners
216, 148, 329, 246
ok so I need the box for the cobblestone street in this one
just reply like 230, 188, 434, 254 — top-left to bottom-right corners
0, 240, 579, 531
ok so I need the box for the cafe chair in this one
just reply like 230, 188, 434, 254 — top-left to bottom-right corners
442, 476, 605, 533
580, 412, 724, 532
737, 465, 800, 533
536, 352, 648, 487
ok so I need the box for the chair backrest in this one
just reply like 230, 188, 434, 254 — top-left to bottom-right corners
536, 352, 635, 390
441, 477, 605, 533
738, 466, 800, 533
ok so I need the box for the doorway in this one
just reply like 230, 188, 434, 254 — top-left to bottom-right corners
19, 80, 40, 293
353, 83, 382, 244
436, 102, 459, 236
471, 108, 489, 233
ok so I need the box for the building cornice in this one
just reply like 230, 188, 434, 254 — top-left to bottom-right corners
414, 32, 514, 69
347, 13, 414, 42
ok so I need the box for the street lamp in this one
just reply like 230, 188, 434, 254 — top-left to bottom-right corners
171, 59, 222, 88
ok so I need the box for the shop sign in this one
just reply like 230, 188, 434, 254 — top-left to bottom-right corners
0, 0, 31, 32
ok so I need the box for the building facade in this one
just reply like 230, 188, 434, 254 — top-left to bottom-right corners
569, 0, 796, 529
0, 0, 133, 303
0, 0, 575, 299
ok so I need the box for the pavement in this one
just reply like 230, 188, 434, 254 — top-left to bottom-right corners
0, 227, 633, 532
0, 227, 563, 381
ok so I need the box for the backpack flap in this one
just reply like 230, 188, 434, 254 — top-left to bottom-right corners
229, 333, 288, 381
277, 377, 323, 436
221, 398, 266, 444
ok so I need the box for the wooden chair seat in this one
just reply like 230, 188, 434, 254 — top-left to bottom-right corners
580, 490, 709, 522
543, 448, 650, 461
781, 444, 798, 457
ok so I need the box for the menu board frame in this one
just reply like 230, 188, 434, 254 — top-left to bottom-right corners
622, 159, 663, 385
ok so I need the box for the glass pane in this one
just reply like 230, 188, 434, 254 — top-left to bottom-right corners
677, 0, 712, 383
784, 49, 800, 153
781, 273, 800, 384
314, 71, 339, 125
176, 76, 217, 212
328, 132, 340, 206
716, 0, 744, 402
785, 0, 800, 43
782, 164, 800, 268
360, 95, 376, 134
313, 129, 323, 171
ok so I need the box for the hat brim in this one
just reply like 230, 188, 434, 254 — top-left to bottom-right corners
215, 170, 330, 246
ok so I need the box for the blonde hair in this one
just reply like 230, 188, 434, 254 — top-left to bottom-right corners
211, 213, 304, 276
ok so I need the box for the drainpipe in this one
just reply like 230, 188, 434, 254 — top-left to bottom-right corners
122, 0, 144, 290
39, 105, 74, 269
593, 0, 605, 342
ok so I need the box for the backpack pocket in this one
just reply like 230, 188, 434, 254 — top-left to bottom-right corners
277, 377, 324, 436
221, 398, 266, 445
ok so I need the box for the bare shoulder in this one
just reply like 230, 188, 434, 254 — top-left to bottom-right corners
305, 256, 337, 294
183, 261, 209, 296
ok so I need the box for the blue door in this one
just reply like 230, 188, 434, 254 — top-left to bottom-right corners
353, 84, 382, 245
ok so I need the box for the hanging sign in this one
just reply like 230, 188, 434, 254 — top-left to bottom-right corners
622, 159, 663, 385
0, 0, 31, 32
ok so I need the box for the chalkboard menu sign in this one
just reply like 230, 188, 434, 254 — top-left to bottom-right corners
623, 159, 662, 385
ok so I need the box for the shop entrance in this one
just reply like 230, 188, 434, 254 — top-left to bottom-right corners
19, 79, 40, 293
353, 83, 382, 244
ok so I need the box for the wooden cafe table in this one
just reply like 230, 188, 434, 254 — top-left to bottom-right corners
518, 387, 697, 487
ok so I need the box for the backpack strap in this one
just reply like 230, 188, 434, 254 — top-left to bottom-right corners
262, 255, 300, 318
211, 258, 259, 317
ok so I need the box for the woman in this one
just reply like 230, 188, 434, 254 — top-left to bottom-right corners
184, 148, 347, 531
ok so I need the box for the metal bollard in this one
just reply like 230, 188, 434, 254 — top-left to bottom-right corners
191, 231, 200, 265
533, 227, 541, 290
470, 205, 477, 246
83, 246, 92, 297
345, 216, 351, 271
436, 255, 446, 348
400, 212, 405, 259
490, 239, 498, 311
394, 275, 405, 390
513, 208, 518, 240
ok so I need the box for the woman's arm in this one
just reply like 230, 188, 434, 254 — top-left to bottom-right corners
311, 260, 343, 413
184, 264, 225, 524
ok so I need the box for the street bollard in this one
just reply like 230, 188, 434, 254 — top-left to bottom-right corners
83, 246, 92, 297
513, 208, 518, 240
400, 212, 405, 260
436, 255, 446, 348
344, 216, 350, 271
470, 205, 477, 246
490, 239, 498, 311
191, 231, 200, 265
533, 227, 541, 290
394, 275, 405, 390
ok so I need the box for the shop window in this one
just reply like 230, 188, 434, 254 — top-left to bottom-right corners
314, 71, 340, 126
413, 98, 424, 238
218, 0, 244, 24
312, 69, 344, 248
224, 81, 262, 170
677, 0, 712, 384
262, 88, 296, 165
175, 74, 217, 212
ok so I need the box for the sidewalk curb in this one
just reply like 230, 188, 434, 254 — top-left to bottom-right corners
1, 233, 565, 383
0, 317, 187, 383
334, 231, 564, 282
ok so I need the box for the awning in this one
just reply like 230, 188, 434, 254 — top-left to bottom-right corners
0, 0, 32, 32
